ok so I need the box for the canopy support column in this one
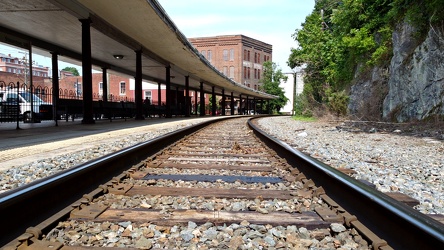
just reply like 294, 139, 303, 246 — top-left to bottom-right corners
230, 92, 234, 115
135, 50, 144, 120
165, 66, 172, 118
185, 76, 190, 117
211, 86, 216, 116
199, 82, 205, 116
102, 67, 108, 102
80, 18, 94, 124
51, 52, 59, 126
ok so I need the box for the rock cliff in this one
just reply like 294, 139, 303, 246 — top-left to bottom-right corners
349, 22, 444, 122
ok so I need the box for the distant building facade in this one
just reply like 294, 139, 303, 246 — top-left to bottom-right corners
188, 35, 272, 90
281, 66, 305, 115
0, 53, 50, 78
0, 51, 209, 113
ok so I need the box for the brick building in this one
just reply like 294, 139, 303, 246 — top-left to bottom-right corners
0, 53, 50, 79
188, 35, 272, 90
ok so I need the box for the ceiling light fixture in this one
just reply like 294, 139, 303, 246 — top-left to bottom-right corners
113, 55, 124, 59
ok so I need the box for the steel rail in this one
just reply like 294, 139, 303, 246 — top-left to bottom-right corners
2, 116, 442, 249
0, 116, 235, 247
248, 118, 444, 250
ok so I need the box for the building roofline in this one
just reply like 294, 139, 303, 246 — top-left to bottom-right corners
189, 34, 272, 47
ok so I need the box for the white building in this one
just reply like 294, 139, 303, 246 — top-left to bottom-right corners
280, 66, 305, 115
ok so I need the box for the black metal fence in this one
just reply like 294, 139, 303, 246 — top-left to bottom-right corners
1, 81, 135, 123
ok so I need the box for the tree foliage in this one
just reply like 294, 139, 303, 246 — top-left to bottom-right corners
259, 61, 289, 113
288, 0, 441, 117
62, 67, 80, 76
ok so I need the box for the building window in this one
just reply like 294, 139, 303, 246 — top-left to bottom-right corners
223, 49, 228, 61
223, 66, 228, 76
247, 50, 250, 61
201, 50, 206, 58
229, 66, 234, 79
248, 67, 250, 79
258, 69, 261, 79
144, 90, 152, 101
258, 53, 260, 63
230, 49, 234, 61
243, 66, 247, 79
243, 49, 247, 60
207, 50, 212, 62
99, 82, 103, 96
254, 52, 257, 63
264, 55, 267, 62
254, 69, 257, 79
120, 81, 126, 95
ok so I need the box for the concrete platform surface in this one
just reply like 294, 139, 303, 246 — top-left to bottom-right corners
0, 116, 225, 171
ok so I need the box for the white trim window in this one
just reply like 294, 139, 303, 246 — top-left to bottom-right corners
119, 81, 126, 95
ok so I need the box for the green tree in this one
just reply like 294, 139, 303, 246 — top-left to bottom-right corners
62, 66, 80, 76
259, 61, 289, 113
287, 0, 395, 117
288, 0, 444, 118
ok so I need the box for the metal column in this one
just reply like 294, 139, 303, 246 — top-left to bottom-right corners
221, 89, 225, 116
157, 82, 161, 107
246, 96, 249, 115
185, 76, 190, 117
135, 50, 144, 120
239, 94, 242, 115
80, 18, 94, 124
199, 82, 205, 116
211, 86, 216, 116
102, 67, 108, 102
165, 66, 172, 118
230, 92, 234, 115
51, 52, 59, 126
194, 90, 198, 115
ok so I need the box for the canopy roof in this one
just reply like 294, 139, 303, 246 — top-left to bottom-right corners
0, 0, 275, 99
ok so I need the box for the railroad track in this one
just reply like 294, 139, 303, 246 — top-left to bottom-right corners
1, 117, 443, 249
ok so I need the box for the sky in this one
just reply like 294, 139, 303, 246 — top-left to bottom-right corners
157, 0, 315, 73
0, 43, 77, 72
0, 0, 315, 74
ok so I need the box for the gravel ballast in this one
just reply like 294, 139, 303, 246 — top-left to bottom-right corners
1, 116, 442, 215
257, 116, 443, 215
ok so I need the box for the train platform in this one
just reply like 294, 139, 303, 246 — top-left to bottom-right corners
0, 116, 227, 171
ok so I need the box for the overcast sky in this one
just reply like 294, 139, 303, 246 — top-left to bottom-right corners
157, 0, 315, 73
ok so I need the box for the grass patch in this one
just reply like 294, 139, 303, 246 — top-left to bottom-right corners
292, 116, 317, 122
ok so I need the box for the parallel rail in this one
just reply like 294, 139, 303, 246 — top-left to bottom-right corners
0, 116, 443, 249
248, 119, 444, 250
0, 116, 235, 247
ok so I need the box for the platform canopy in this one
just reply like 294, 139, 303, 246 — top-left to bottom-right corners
0, 0, 276, 99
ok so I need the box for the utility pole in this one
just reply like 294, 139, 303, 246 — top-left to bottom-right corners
18, 51, 36, 122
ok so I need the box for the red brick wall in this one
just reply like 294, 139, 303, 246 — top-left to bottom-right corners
189, 35, 272, 90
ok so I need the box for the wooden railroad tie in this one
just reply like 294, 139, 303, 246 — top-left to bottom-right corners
72, 209, 333, 230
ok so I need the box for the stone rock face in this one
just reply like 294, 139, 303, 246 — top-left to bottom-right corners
349, 22, 444, 122
348, 67, 388, 120
383, 22, 444, 122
